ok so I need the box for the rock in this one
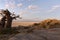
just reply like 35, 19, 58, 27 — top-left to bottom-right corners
9, 28, 60, 40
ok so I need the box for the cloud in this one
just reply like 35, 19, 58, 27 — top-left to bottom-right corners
19, 5, 40, 16
5, 4, 15, 9
5, 4, 9, 8
17, 3, 23, 7
5, 1, 16, 9
48, 5, 60, 12
19, 10, 30, 16
28, 5, 39, 10
5, 0, 23, 9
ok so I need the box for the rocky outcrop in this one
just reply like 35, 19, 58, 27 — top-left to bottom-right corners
9, 28, 60, 40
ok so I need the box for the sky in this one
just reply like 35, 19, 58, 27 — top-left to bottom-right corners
0, 0, 60, 22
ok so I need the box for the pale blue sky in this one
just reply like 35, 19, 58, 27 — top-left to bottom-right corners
0, 0, 60, 21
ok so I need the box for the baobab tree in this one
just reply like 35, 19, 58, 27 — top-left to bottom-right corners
0, 9, 21, 29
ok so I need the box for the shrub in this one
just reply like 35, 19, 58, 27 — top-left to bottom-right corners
0, 28, 19, 34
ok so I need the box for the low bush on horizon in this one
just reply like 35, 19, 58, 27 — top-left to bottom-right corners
32, 19, 60, 29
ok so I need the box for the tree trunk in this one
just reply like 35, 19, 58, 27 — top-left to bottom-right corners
5, 16, 12, 29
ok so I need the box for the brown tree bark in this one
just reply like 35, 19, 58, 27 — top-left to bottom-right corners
0, 9, 20, 29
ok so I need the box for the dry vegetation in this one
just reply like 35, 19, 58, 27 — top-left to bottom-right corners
32, 19, 60, 29
1, 19, 60, 40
